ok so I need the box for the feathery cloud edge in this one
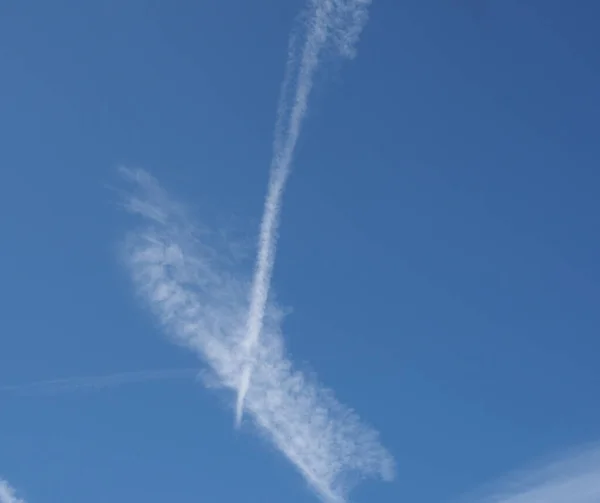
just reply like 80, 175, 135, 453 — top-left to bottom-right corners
461, 442, 600, 503
0, 480, 25, 503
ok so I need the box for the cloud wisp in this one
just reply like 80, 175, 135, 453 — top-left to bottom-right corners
236, 0, 372, 426
465, 442, 600, 503
118, 167, 394, 503
0, 368, 199, 396
0, 479, 25, 503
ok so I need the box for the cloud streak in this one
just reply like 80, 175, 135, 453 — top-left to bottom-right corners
0, 480, 25, 503
0, 368, 199, 396
236, 0, 372, 426
466, 442, 600, 503
118, 167, 394, 503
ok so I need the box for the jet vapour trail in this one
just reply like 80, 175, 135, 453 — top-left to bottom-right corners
0, 368, 199, 396
236, 0, 372, 427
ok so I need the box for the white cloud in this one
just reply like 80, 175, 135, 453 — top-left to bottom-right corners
468, 443, 600, 503
236, 0, 372, 425
118, 167, 394, 503
0, 479, 25, 503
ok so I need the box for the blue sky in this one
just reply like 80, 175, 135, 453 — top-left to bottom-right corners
1, 1, 600, 503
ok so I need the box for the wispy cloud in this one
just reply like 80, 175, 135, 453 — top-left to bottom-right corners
0, 479, 25, 503
118, 167, 394, 503
236, 0, 372, 426
0, 368, 199, 396
465, 443, 600, 503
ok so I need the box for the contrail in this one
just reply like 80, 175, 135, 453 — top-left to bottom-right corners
118, 167, 394, 502
0, 368, 199, 396
0, 479, 24, 503
236, 0, 372, 426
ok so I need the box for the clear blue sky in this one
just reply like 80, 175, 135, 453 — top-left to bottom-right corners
1, 1, 599, 502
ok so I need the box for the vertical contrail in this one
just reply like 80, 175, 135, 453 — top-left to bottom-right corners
236, 0, 372, 426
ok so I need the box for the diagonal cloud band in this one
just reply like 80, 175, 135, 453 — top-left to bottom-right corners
118, 167, 394, 503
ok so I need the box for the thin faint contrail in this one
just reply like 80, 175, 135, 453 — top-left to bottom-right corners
236, 0, 372, 427
0, 368, 199, 396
